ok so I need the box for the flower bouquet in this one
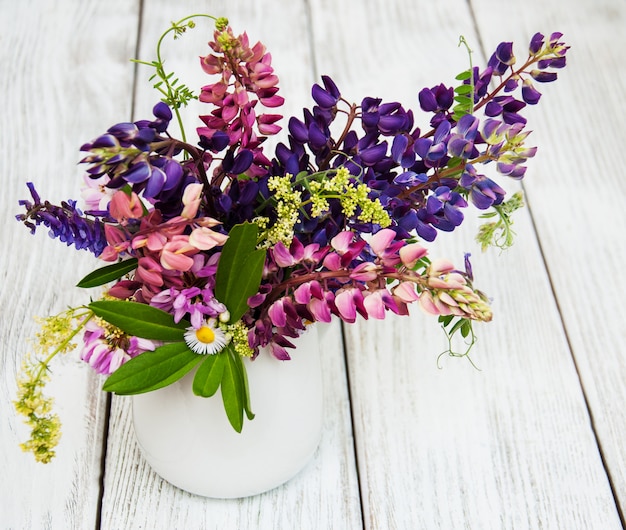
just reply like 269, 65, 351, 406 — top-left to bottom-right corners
14, 14, 568, 468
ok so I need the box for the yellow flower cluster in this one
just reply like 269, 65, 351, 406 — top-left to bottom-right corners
14, 309, 92, 463
260, 175, 303, 247
308, 167, 391, 227
258, 168, 390, 249
14, 357, 62, 463
224, 320, 254, 357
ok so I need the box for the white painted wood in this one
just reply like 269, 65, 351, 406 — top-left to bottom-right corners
469, 0, 626, 520
0, 1, 140, 528
98, 1, 362, 528
308, 0, 623, 527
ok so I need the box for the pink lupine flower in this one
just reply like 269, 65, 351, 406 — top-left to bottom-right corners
369, 229, 403, 265
293, 283, 312, 304
428, 258, 455, 275
302, 243, 327, 263
331, 231, 354, 253
181, 183, 203, 219
272, 240, 300, 267
322, 251, 342, 271
268, 297, 301, 329
335, 287, 366, 323
257, 113, 282, 135
136, 256, 165, 287
393, 282, 420, 303
269, 341, 291, 361
155, 286, 228, 328
293, 280, 324, 304
189, 226, 228, 250
349, 262, 378, 282
100, 224, 131, 261
399, 243, 428, 268
363, 289, 399, 320
107, 279, 142, 300
268, 298, 288, 328
308, 296, 332, 323
160, 236, 198, 271
109, 190, 144, 223
419, 291, 457, 316
369, 229, 396, 255
363, 290, 387, 320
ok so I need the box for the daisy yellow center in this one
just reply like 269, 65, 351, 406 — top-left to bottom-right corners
195, 326, 215, 344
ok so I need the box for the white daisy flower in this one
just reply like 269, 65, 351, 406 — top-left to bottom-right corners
184, 319, 228, 355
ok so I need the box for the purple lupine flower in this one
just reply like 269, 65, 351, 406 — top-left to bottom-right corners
81, 319, 157, 375
418, 84, 454, 127
521, 79, 542, 105
529, 32, 545, 55
459, 166, 506, 209
423, 186, 467, 232
151, 286, 227, 328
16, 183, 107, 256
414, 121, 451, 165
312, 75, 341, 109
530, 70, 558, 83
484, 96, 527, 125
447, 115, 480, 159
488, 41, 516, 75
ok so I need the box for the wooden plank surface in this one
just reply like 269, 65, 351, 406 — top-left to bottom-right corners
0, 1, 140, 528
308, 0, 624, 528
2, 0, 625, 528
470, 0, 626, 520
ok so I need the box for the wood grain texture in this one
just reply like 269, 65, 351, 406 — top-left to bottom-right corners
0, 1, 140, 528
470, 0, 626, 520
307, 0, 623, 528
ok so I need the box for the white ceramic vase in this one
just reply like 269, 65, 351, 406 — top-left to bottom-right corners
131, 324, 324, 498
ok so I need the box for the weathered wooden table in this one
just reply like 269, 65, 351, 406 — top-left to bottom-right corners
2, 0, 625, 528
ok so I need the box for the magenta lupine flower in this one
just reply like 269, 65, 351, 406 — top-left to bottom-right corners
335, 287, 367, 323
197, 23, 284, 177
81, 319, 157, 375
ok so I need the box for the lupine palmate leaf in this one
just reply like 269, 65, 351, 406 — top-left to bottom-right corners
102, 342, 202, 394
77, 258, 138, 288
192, 352, 226, 397
214, 223, 266, 323
89, 300, 188, 341
220, 346, 244, 432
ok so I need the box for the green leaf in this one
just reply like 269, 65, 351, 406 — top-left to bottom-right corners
220, 346, 244, 432
438, 316, 453, 328
215, 223, 266, 322
192, 352, 226, 397
103, 342, 202, 394
454, 95, 472, 105
448, 318, 466, 336
454, 84, 473, 95
455, 69, 472, 81
89, 300, 188, 341
232, 352, 255, 420
77, 259, 139, 288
